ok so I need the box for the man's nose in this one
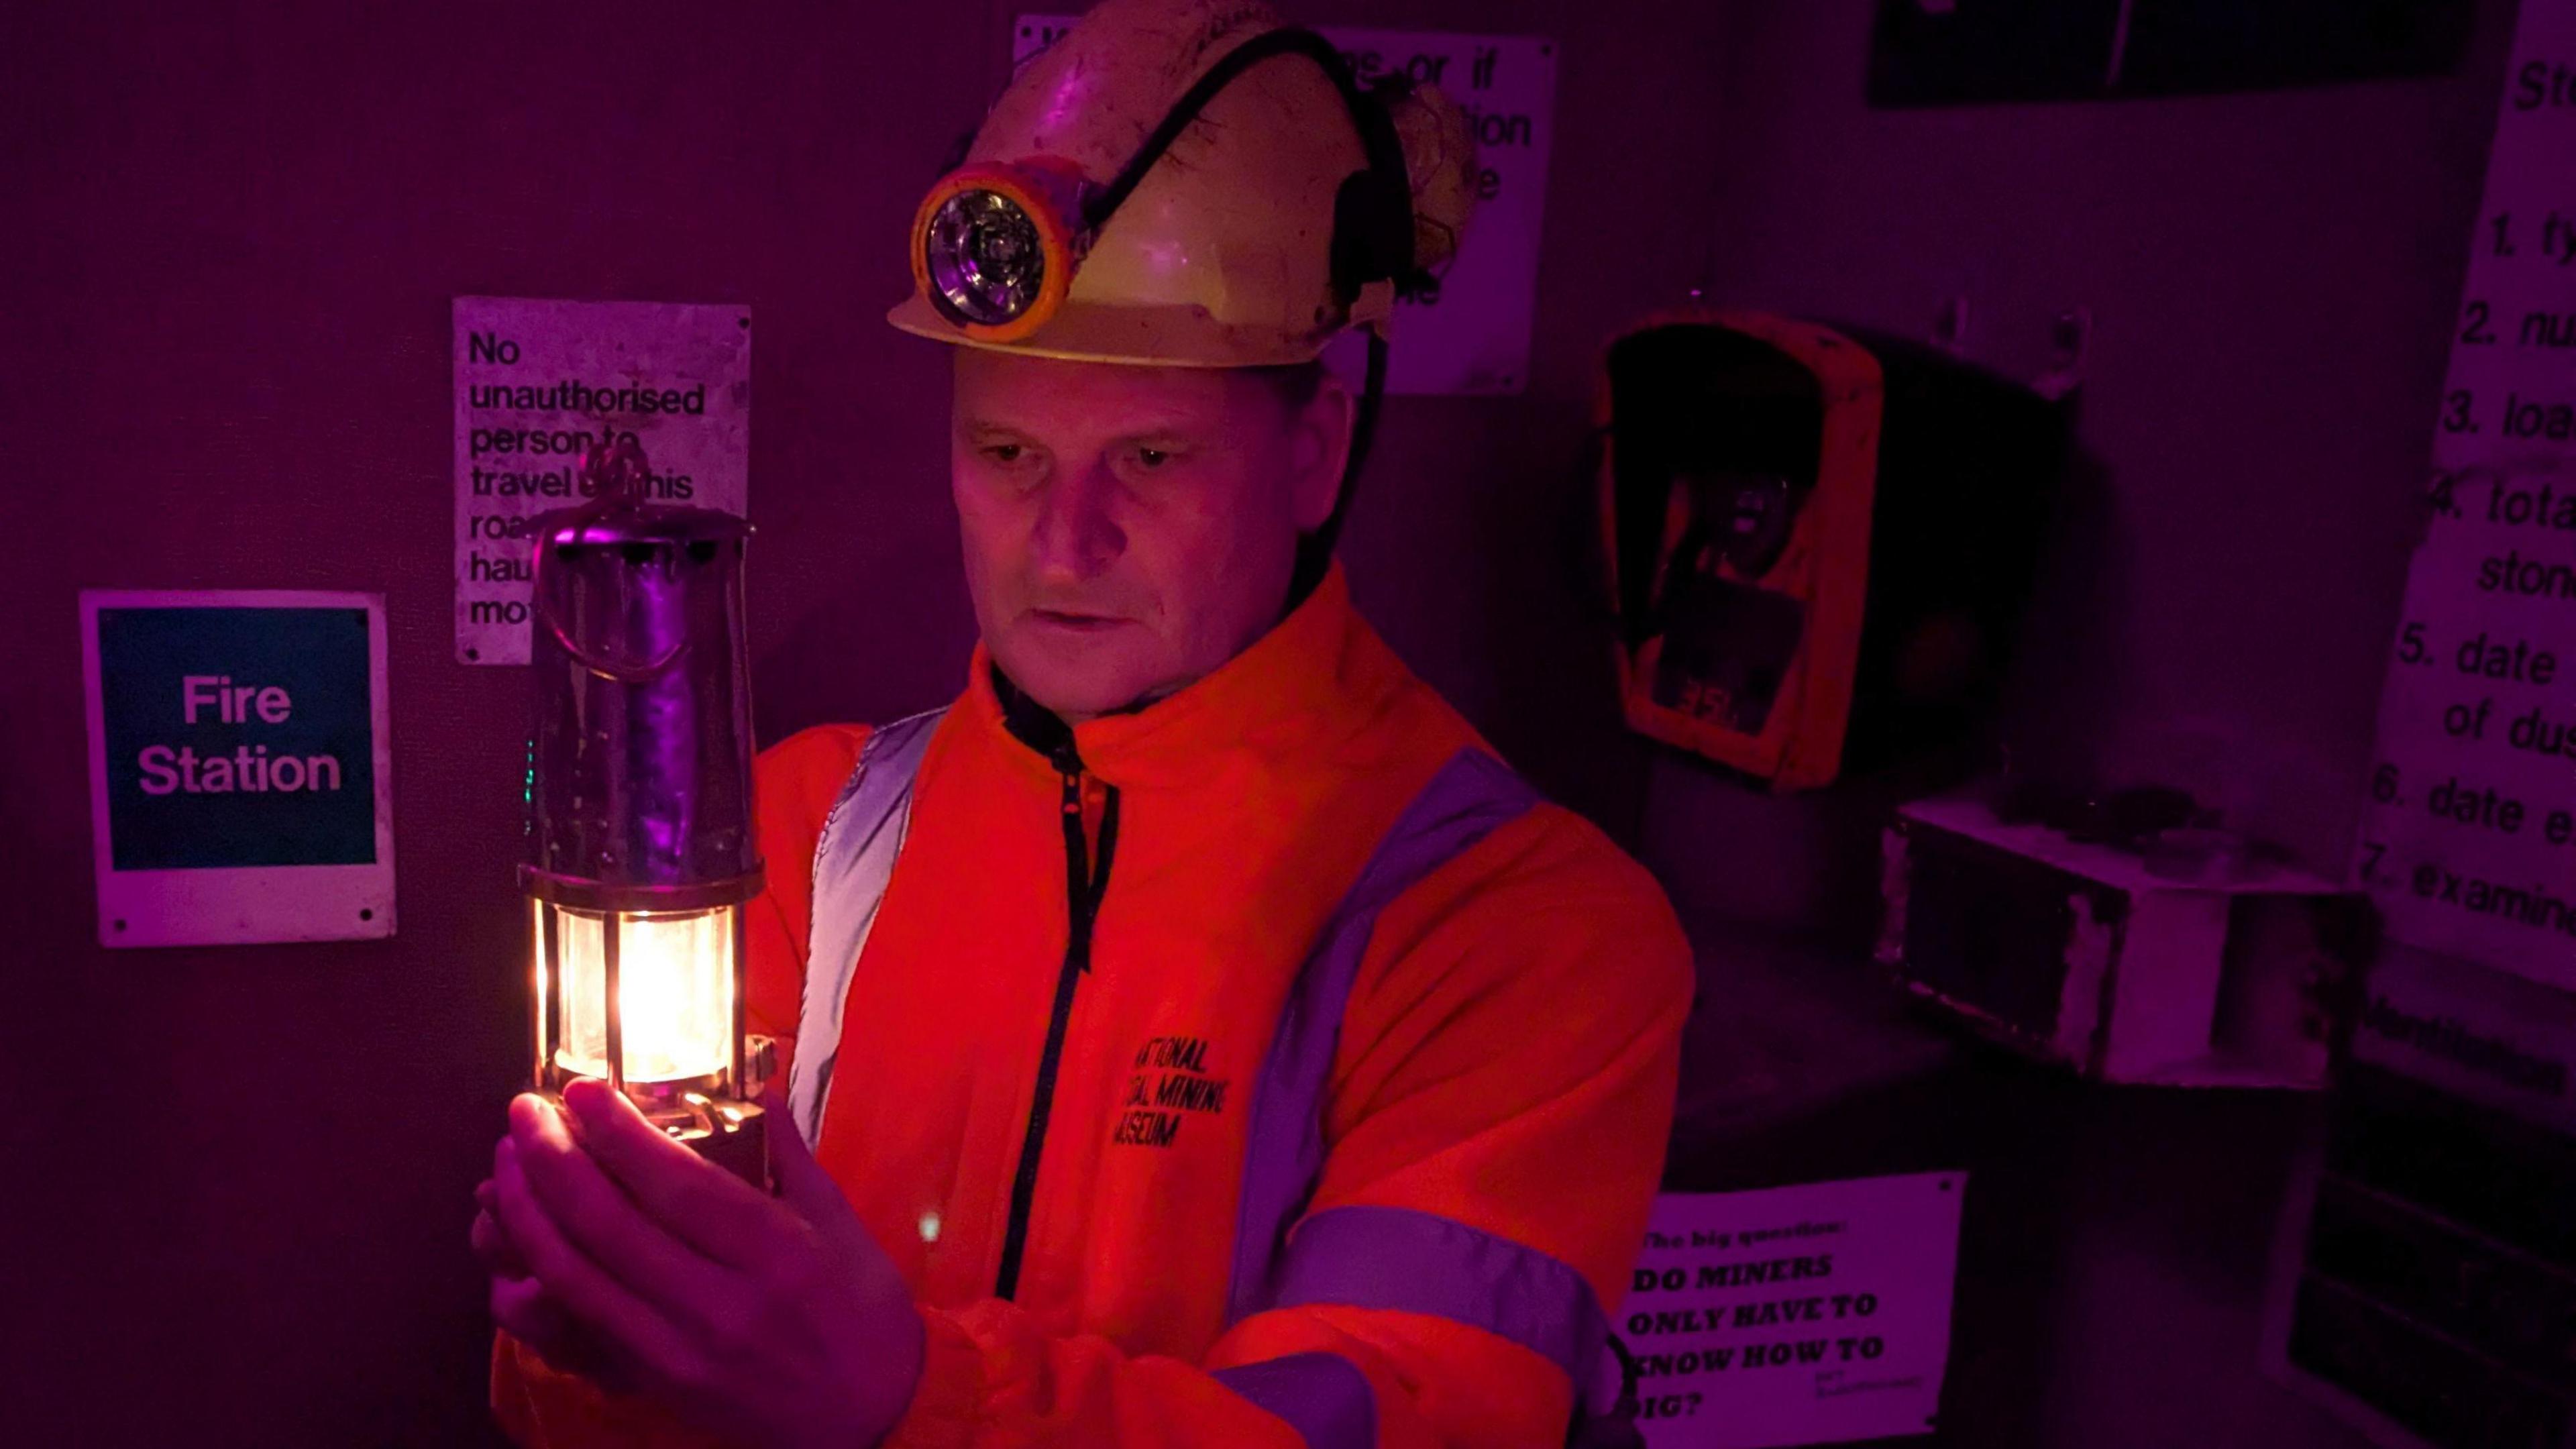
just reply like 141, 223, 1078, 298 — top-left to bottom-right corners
1029, 459, 1126, 579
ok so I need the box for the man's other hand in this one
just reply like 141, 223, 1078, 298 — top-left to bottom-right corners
473, 1154, 631, 1388
487, 1079, 925, 1449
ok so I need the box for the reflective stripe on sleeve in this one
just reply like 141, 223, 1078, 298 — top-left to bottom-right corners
1212, 1352, 1377, 1449
1272, 1204, 1607, 1390
1226, 749, 1539, 1326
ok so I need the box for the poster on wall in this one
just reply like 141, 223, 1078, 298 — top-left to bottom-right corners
1627, 1172, 1966, 1448
81, 590, 394, 947
2353, 0, 2576, 994
453, 297, 750, 665
1011, 17, 1555, 396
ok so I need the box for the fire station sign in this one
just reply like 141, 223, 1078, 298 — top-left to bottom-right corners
82, 589, 394, 947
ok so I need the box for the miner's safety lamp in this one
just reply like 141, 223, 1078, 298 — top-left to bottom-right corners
519, 437, 771, 1185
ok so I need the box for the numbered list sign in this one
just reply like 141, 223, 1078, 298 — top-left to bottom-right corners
2355, 5, 2576, 990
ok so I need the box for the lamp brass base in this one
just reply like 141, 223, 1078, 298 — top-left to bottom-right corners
680, 1100, 769, 1191
540, 1079, 771, 1193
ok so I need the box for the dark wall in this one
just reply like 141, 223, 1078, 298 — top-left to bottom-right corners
0, 3, 1720, 1443
1641, 1, 2521, 928
1643, 5, 2524, 1448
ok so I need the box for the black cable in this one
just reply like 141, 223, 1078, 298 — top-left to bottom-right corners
1072, 25, 1410, 608
1084, 28, 1403, 264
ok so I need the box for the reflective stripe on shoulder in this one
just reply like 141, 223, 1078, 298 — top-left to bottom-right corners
1273, 1204, 1609, 1390
1212, 1352, 1376, 1449
788, 706, 947, 1148
1226, 747, 1540, 1326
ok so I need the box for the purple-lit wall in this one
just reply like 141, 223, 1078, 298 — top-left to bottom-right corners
0, 0, 2519, 1445
1639, 6, 2522, 1449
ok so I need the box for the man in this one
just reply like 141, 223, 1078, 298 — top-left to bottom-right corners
475, 2, 1693, 1445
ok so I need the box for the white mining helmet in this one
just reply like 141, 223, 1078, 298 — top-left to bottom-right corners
886, 0, 1479, 370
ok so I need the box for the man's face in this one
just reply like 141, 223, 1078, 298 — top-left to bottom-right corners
950, 349, 1349, 722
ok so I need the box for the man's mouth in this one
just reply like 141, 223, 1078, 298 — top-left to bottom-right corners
1029, 608, 1128, 633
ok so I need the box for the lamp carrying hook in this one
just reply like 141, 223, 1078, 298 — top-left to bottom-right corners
531, 431, 690, 685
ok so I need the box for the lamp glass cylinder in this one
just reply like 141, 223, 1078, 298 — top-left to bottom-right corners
541, 902, 737, 1085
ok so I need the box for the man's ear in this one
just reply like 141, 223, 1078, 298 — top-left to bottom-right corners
1287, 373, 1356, 534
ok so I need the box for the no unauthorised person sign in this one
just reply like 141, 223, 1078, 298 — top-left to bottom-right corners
81, 590, 394, 947
453, 297, 750, 665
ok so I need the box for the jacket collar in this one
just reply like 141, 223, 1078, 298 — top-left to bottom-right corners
961, 564, 1397, 792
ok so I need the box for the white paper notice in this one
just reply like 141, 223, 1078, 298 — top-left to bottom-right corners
2353, 1, 2576, 990
1627, 1173, 1965, 1448
453, 297, 751, 665
1011, 17, 1556, 396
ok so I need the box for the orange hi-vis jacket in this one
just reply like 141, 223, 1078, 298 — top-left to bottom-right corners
494, 567, 1695, 1448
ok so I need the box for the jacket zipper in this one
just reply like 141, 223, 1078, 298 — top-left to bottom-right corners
994, 744, 1120, 1301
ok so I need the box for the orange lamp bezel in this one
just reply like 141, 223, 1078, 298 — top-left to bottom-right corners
909, 159, 1089, 345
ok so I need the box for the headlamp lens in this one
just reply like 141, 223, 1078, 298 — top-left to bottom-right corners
924, 189, 1047, 327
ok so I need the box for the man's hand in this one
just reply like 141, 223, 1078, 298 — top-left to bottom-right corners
472, 1153, 631, 1389
486, 1079, 925, 1449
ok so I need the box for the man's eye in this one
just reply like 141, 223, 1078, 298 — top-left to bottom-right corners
1135, 447, 1171, 469
983, 444, 1025, 464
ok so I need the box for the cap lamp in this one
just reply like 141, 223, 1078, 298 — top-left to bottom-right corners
911, 159, 1089, 341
